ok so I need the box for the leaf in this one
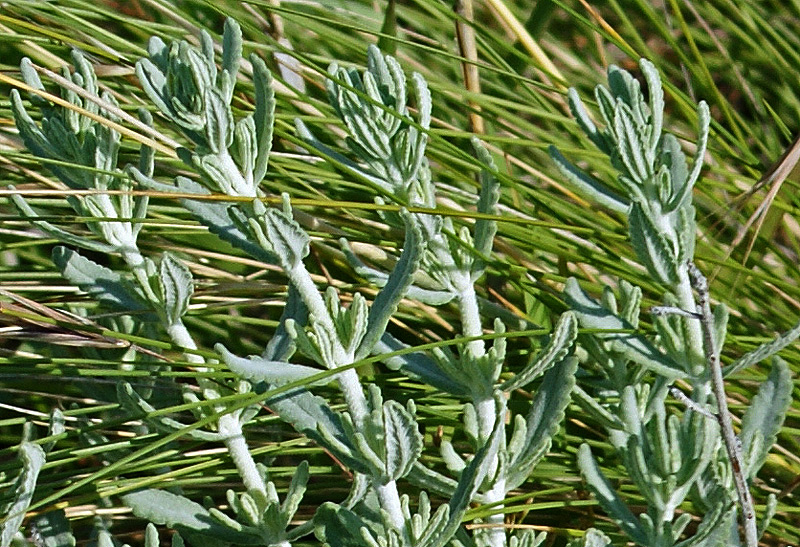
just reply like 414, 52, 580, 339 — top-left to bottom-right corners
340, 239, 454, 305
724, 317, 800, 376
9, 192, 116, 254
313, 502, 380, 547
1, 442, 46, 547
203, 88, 234, 154
549, 146, 629, 213
563, 278, 686, 378
216, 344, 324, 385
502, 312, 577, 392
129, 170, 276, 264
221, 18, 242, 101
374, 332, 471, 396
122, 490, 262, 544
577, 444, 648, 545
263, 207, 310, 268
505, 356, 578, 490
158, 253, 193, 325
356, 211, 423, 360
472, 137, 500, 260
627, 202, 679, 284
416, 393, 505, 547
739, 357, 792, 479
51, 247, 150, 313
382, 400, 423, 480
116, 383, 223, 442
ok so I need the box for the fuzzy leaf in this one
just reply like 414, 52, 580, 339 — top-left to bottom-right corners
564, 278, 685, 378
158, 253, 193, 325
52, 247, 149, 313
1, 442, 46, 547
740, 357, 792, 478
216, 344, 323, 385
203, 88, 233, 154
130, 170, 277, 264
9, 192, 117, 254
472, 137, 500, 260
627, 202, 678, 284
502, 312, 577, 392
122, 490, 262, 544
382, 400, 423, 480
724, 317, 800, 377
313, 502, 378, 547
374, 332, 471, 396
549, 146, 629, 213
578, 443, 647, 545
117, 383, 223, 442
263, 207, 310, 268
506, 356, 578, 490
356, 211, 423, 359
416, 393, 505, 547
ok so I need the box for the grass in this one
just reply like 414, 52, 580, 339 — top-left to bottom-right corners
2, 0, 800, 544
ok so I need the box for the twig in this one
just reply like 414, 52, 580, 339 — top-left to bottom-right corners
668, 386, 717, 420
688, 262, 757, 547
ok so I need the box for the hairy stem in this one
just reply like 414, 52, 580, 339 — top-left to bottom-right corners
218, 412, 268, 496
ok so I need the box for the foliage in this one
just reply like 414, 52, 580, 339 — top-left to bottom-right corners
1, 1, 800, 546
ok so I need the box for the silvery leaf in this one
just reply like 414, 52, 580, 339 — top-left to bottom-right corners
263, 207, 310, 268
740, 357, 792, 479
505, 356, 578, 491
382, 400, 423, 480
117, 383, 222, 442
52, 246, 150, 313
628, 202, 679, 284
502, 312, 577, 392
122, 490, 262, 544
724, 317, 800, 377
564, 278, 685, 378
578, 443, 648, 545
549, 146, 629, 213
217, 344, 324, 386
157, 252, 193, 325
1, 442, 46, 547
356, 211, 423, 359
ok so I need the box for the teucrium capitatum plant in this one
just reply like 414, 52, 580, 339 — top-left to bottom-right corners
7, 18, 578, 546
7, 13, 791, 547
552, 59, 794, 547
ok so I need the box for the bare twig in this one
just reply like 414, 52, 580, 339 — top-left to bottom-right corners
688, 262, 757, 547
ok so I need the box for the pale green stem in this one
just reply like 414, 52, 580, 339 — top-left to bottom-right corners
673, 264, 709, 400
218, 412, 268, 497
459, 281, 506, 546
286, 260, 370, 427
375, 480, 408, 538
458, 284, 486, 358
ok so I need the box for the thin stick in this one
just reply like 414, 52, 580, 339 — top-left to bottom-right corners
688, 262, 757, 547
668, 386, 717, 420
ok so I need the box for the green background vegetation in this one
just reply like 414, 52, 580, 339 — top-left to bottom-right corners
1, 0, 800, 544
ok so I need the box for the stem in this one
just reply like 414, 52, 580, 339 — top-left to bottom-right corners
286, 260, 370, 426
688, 263, 757, 547
457, 284, 485, 358
218, 412, 268, 496
475, 396, 506, 546
375, 480, 408, 537
674, 265, 707, 381
459, 277, 505, 545
166, 321, 205, 366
